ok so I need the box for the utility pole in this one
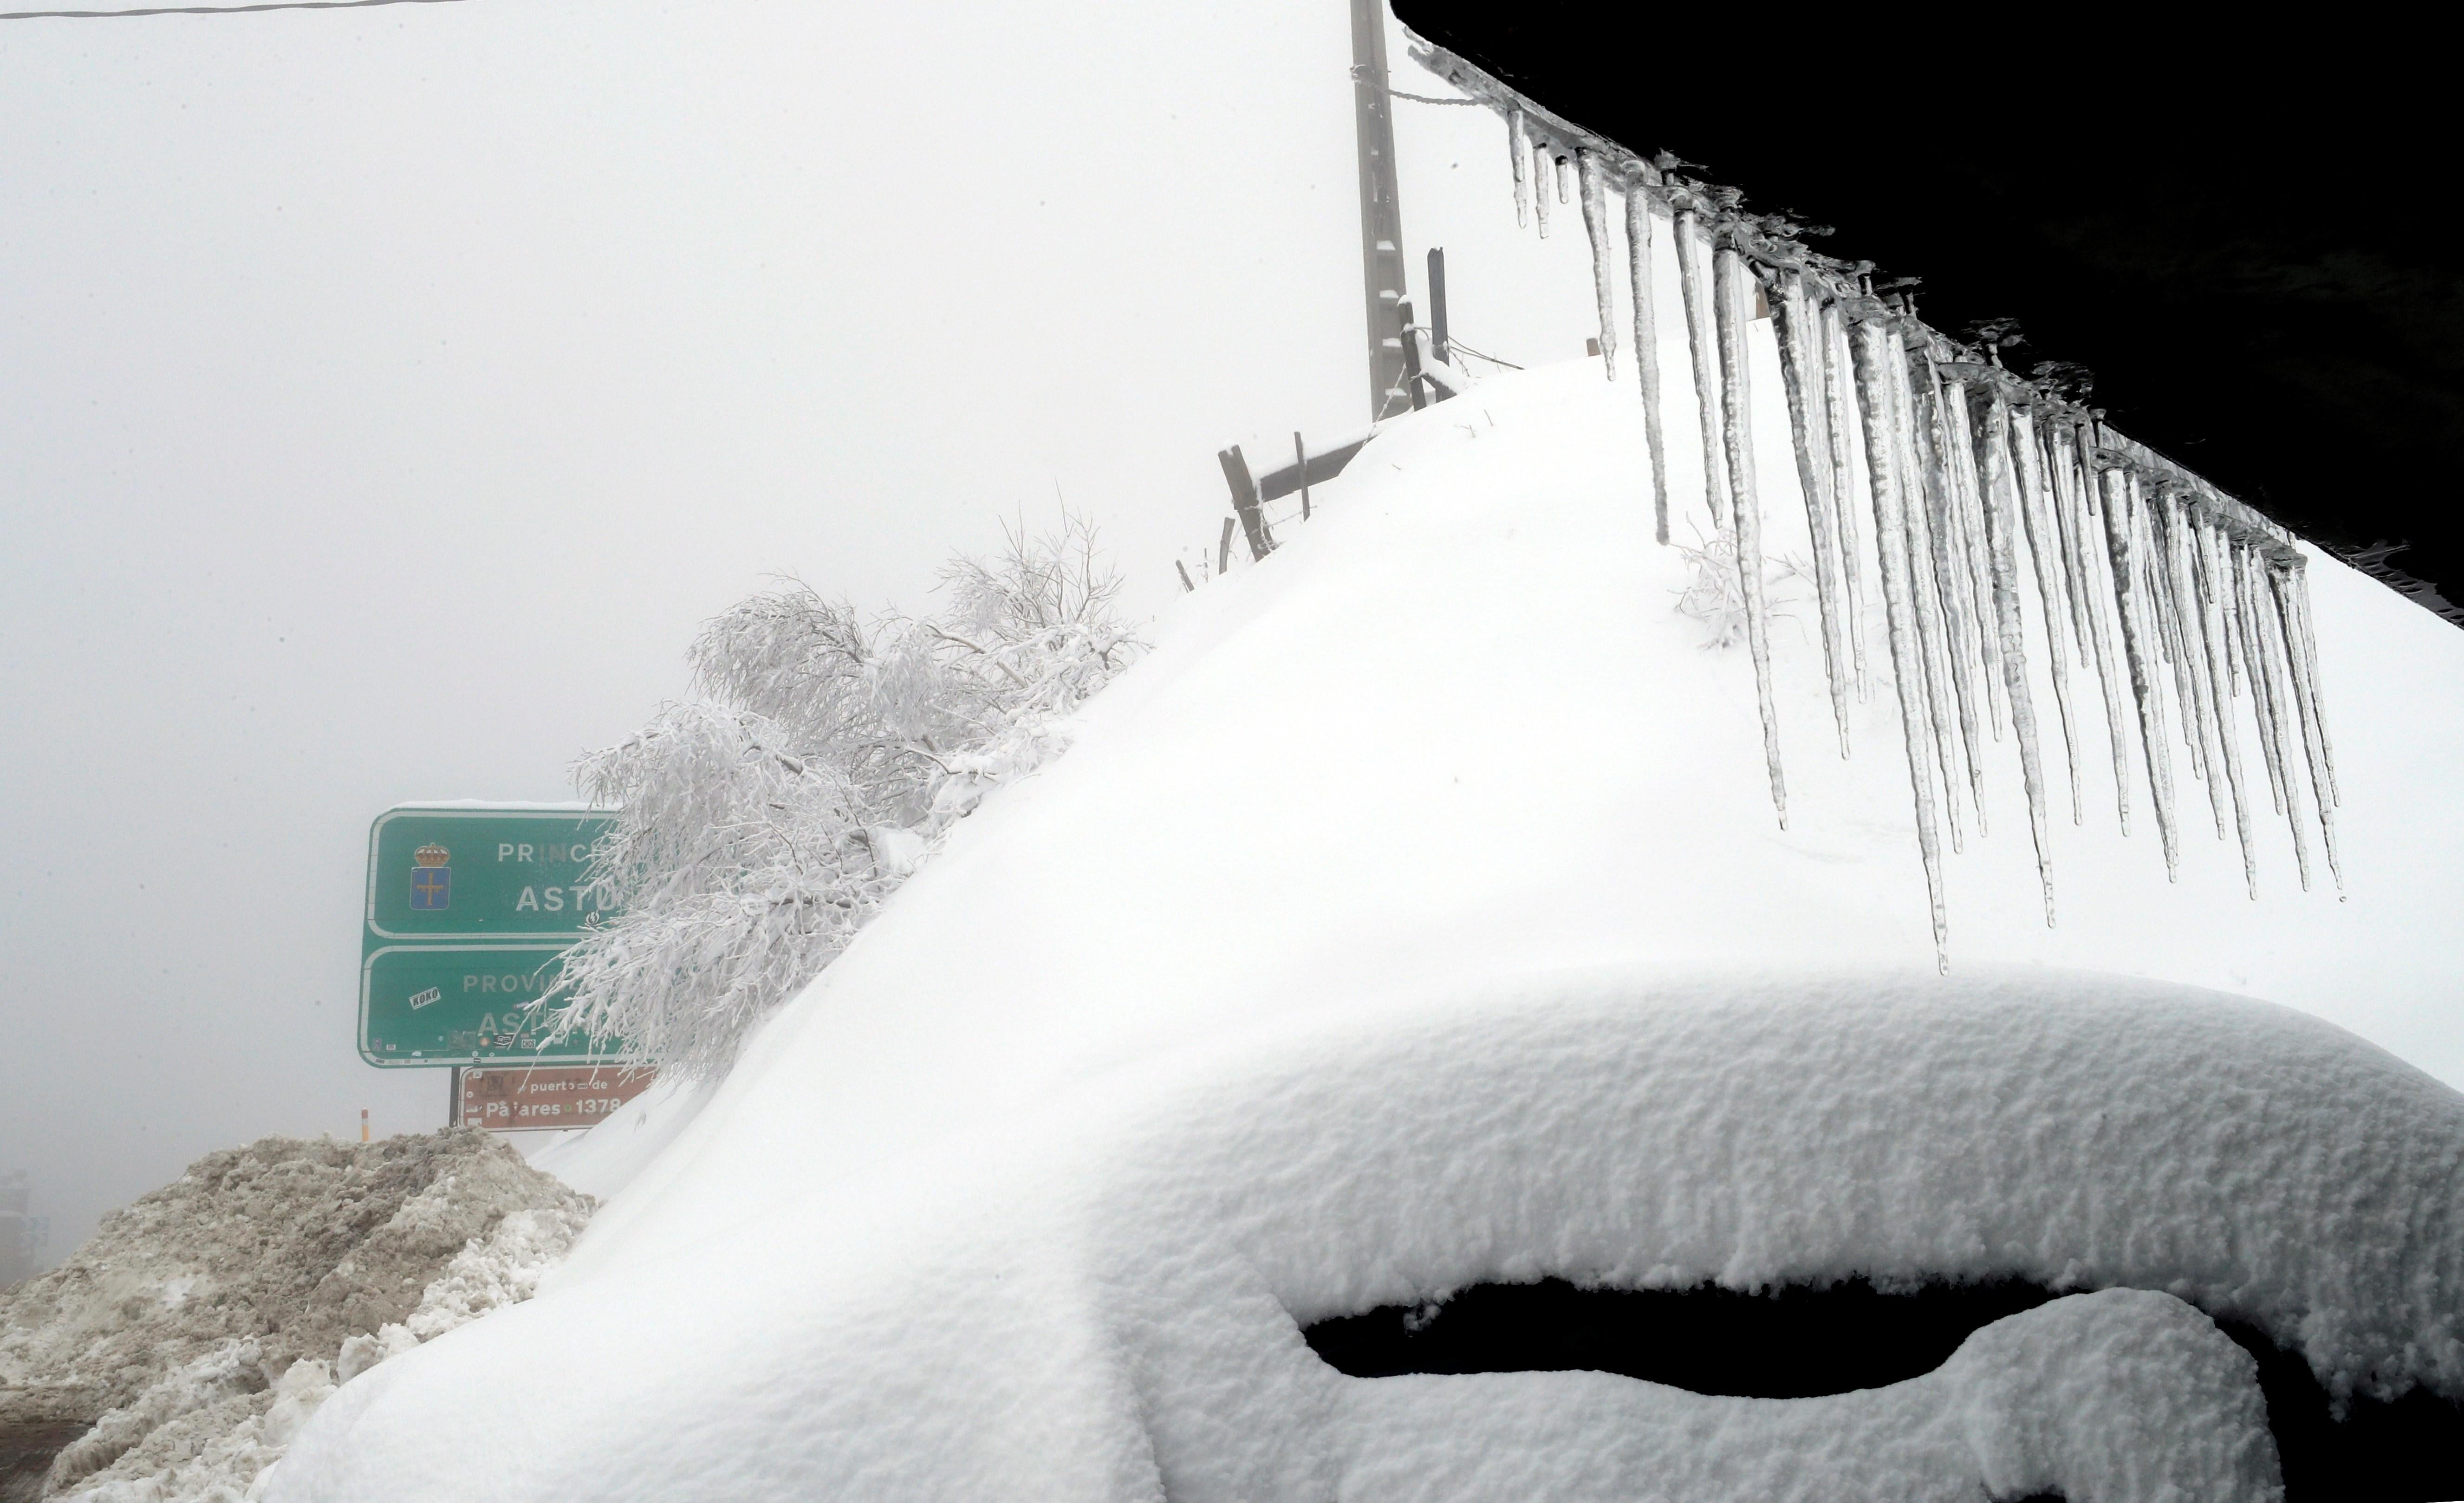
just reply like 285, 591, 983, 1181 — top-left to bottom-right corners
1350, 0, 1411, 421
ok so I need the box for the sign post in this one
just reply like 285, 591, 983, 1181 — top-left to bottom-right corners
358, 806, 633, 1084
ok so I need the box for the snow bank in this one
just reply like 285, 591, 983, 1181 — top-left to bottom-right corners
272, 349, 2464, 1500
0, 1131, 589, 1502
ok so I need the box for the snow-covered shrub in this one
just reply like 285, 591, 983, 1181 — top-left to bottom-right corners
540, 513, 1142, 1079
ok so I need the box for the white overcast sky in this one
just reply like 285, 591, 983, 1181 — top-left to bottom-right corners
0, 0, 1620, 1261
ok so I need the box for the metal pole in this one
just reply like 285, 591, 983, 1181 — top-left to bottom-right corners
1350, 0, 1410, 421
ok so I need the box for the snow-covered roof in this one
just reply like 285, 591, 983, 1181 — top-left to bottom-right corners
267, 355, 2464, 1502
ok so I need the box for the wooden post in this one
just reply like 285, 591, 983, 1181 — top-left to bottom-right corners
1398, 298, 1428, 411
1176, 560, 1196, 592
1219, 445, 1275, 560
1217, 516, 1236, 576
1427, 247, 1450, 368
1294, 431, 1312, 521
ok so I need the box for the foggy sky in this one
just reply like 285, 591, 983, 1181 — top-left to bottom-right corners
0, 0, 1619, 1264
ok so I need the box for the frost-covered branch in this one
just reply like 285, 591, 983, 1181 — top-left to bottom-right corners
535, 512, 1144, 1080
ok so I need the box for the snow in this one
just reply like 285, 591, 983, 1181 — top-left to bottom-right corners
264, 329, 2464, 1499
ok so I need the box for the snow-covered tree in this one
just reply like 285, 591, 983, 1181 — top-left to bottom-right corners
538, 514, 1142, 1078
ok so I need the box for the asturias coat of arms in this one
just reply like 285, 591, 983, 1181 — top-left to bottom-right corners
409, 844, 452, 911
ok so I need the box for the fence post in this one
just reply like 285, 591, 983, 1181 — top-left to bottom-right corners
1398, 299, 1429, 411
1218, 445, 1275, 560
1217, 516, 1236, 576
1427, 247, 1450, 368
1295, 431, 1312, 521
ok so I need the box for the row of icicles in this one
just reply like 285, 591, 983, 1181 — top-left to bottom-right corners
1416, 43, 2342, 964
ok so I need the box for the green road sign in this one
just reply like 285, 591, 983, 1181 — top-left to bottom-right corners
359, 944, 618, 1067
360, 805, 624, 1067
366, 807, 617, 940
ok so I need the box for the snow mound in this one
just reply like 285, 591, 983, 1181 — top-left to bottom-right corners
271, 356, 2464, 1500
0, 1131, 590, 1503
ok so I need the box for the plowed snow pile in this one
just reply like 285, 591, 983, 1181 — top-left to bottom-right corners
0, 1130, 589, 1503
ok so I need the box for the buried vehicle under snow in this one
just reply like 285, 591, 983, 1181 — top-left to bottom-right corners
269, 971, 2464, 1503
267, 363, 2464, 1501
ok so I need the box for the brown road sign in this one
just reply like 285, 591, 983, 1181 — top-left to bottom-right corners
458, 1065, 655, 1133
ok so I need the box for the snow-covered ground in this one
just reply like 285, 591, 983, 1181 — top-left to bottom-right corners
268, 341, 2464, 1500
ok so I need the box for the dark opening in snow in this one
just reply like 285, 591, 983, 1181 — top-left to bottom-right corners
1301, 1277, 2464, 1502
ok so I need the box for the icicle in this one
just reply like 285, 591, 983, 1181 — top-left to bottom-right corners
2053, 420, 2105, 673
1714, 244, 1785, 828
2161, 492, 2230, 839
1532, 138, 1554, 239
2285, 561, 2340, 807
2272, 557, 2343, 887
2058, 423, 2133, 834
2145, 501, 2210, 796
1624, 175, 1670, 545
1939, 375, 2008, 739
1673, 208, 1728, 527
2103, 466, 2182, 879
1555, 153, 1573, 205
1576, 151, 1619, 383
1820, 302, 1869, 699
1508, 109, 1530, 230
1889, 330, 1968, 851
1851, 317, 1949, 969
2132, 490, 2194, 809
2217, 520, 2248, 702
2168, 493, 2227, 833
2248, 553, 2318, 891
2044, 419, 2098, 670
2010, 403, 2085, 825
2188, 505, 2259, 897
1907, 359, 1989, 831
1974, 386, 2056, 923
1770, 271, 1851, 756
2230, 542, 2290, 822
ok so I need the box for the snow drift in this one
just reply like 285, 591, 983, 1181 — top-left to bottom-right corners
271, 349, 2464, 1502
